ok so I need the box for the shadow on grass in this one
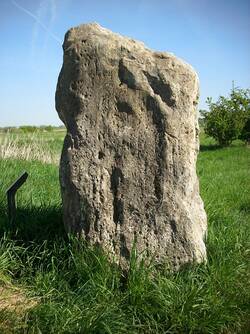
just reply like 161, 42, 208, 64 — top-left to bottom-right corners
200, 144, 222, 151
0, 205, 67, 243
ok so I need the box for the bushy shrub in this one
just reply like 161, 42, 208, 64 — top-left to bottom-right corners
44, 125, 53, 132
19, 125, 38, 133
202, 88, 250, 146
39, 125, 54, 132
1, 127, 17, 133
239, 112, 250, 143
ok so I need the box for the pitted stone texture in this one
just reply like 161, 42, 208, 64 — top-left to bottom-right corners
56, 23, 207, 269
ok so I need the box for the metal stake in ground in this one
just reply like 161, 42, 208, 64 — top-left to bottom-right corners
6, 172, 28, 224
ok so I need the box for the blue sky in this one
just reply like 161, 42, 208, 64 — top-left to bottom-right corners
1, 0, 250, 126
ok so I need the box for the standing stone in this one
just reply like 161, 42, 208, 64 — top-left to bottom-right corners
56, 23, 207, 269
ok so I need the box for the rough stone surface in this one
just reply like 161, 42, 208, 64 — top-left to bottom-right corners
56, 23, 207, 269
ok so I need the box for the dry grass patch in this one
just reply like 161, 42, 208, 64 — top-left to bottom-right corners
0, 285, 37, 311
0, 285, 38, 333
0, 131, 60, 164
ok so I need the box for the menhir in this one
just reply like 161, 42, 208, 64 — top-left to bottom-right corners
56, 23, 207, 270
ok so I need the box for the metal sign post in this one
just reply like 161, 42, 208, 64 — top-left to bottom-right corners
6, 172, 28, 224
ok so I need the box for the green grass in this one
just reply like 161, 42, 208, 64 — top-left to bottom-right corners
0, 130, 249, 333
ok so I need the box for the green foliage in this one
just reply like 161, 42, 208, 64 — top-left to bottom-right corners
0, 127, 18, 133
0, 133, 250, 333
0, 125, 66, 134
198, 110, 207, 127
202, 87, 250, 146
239, 114, 250, 143
39, 125, 55, 132
19, 125, 38, 133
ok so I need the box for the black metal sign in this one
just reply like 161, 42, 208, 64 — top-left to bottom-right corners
6, 171, 28, 224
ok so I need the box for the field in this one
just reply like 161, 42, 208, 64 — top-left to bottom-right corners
0, 129, 249, 333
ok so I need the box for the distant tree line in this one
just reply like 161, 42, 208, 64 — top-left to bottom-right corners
199, 87, 250, 146
0, 125, 65, 133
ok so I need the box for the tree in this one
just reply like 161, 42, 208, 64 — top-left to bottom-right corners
239, 117, 250, 143
202, 87, 250, 146
235, 89, 250, 143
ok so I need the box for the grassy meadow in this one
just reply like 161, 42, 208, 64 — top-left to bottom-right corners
0, 128, 249, 333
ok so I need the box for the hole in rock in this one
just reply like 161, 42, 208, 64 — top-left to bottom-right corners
111, 167, 124, 225
98, 151, 105, 159
117, 101, 133, 115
